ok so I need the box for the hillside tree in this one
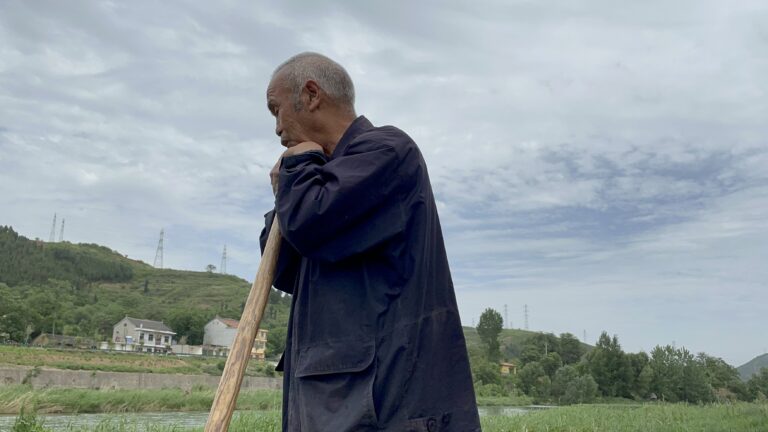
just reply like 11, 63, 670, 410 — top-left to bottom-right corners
476, 308, 503, 361
585, 332, 633, 397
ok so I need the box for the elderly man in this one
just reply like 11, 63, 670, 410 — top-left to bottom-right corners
261, 52, 480, 432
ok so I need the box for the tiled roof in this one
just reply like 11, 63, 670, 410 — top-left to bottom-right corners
218, 317, 241, 328
124, 317, 175, 333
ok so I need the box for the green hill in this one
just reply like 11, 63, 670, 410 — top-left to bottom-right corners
737, 353, 768, 381
0, 226, 290, 357
462, 326, 592, 363
1, 225, 592, 365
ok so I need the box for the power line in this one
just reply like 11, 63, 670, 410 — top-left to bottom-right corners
58, 219, 65, 242
153, 229, 164, 269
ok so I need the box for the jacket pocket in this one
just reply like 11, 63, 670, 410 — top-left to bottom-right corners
294, 339, 378, 431
295, 339, 375, 377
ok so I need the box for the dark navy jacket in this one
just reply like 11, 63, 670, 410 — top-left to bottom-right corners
261, 116, 480, 432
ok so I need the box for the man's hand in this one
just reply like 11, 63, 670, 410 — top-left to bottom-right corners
283, 141, 323, 157
271, 141, 324, 196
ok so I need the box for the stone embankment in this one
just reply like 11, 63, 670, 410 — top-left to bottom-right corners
0, 366, 281, 391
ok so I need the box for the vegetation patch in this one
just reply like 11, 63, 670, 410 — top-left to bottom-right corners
0, 386, 282, 415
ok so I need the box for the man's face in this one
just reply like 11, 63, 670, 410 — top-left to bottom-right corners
266, 74, 312, 148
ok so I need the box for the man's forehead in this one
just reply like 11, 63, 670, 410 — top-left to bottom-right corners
267, 71, 288, 93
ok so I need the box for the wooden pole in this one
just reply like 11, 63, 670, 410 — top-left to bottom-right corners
204, 220, 282, 432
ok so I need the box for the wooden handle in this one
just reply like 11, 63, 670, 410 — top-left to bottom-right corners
204, 219, 282, 432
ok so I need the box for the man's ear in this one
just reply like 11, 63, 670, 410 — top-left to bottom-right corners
304, 80, 322, 111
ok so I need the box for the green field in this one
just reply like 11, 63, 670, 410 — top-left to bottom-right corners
0, 386, 282, 415
0, 346, 276, 377
7, 403, 768, 432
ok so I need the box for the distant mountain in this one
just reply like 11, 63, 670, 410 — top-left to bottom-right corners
737, 353, 768, 381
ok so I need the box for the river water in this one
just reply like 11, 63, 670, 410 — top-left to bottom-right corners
0, 407, 534, 431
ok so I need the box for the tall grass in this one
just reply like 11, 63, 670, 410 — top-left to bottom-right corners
15, 411, 281, 432
0, 386, 282, 414
0, 346, 272, 377
7, 401, 768, 431
480, 402, 768, 431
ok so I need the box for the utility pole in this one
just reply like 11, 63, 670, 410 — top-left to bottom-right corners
49, 213, 57, 242
220, 244, 227, 275
504, 304, 508, 330
59, 218, 65, 242
583, 329, 587, 343
524, 304, 529, 330
153, 229, 164, 269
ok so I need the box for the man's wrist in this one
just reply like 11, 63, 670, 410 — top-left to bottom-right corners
281, 151, 327, 169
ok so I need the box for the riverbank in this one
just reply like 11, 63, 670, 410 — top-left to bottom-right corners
0, 345, 276, 377
5, 403, 768, 432
0, 386, 281, 414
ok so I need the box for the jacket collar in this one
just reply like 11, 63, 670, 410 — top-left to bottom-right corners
331, 115, 373, 159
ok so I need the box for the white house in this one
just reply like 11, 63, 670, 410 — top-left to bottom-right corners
111, 316, 176, 353
203, 316, 268, 359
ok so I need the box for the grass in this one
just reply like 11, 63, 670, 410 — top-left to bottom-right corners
480, 402, 768, 431
8, 411, 283, 432
0, 346, 275, 377
0, 386, 282, 414
476, 395, 534, 406
6, 402, 768, 431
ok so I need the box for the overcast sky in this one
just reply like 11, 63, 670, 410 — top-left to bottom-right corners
1, 1, 766, 366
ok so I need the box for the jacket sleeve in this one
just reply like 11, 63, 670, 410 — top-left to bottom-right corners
275, 139, 408, 262
260, 209, 301, 294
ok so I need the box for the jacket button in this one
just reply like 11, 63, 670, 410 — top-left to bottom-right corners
426, 417, 438, 432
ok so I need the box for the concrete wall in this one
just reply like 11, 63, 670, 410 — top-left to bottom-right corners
0, 366, 281, 391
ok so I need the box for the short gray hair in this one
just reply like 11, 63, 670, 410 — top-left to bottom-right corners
272, 52, 355, 110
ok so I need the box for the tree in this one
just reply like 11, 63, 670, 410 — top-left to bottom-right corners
520, 333, 560, 365
541, 352, 563, 377
627, 351, 649, 397
698, 353, 740, 389
0, 283, 27, 342
551, 365, 598, 405
473, 360, 502, 386
585, 331, 633, 398
552, 365, 580, 399
636, 364, 654, 398
167, 309, 210, 345
266, 326, 287, 358
519, 361, 547, 396
562, 375, 598, 405
647, 345, 713, 403
205, 264, 216, 273
747, 367, 768, 400
559, 333, 584, 364
476, 308, 503, 361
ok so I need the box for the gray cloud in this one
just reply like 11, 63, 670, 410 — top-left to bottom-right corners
1, 0, 766, 365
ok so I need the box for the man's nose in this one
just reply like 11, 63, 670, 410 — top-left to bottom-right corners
275, 119, 282, 137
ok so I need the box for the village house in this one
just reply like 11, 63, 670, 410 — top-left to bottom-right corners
110, 316, 176, 353
500, 361, 518, 375
203, 316, 268, 360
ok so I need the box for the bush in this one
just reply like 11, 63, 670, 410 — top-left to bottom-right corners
476, 383, 508, 397
12, 408, 46, 432
561, 375, 599, 405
